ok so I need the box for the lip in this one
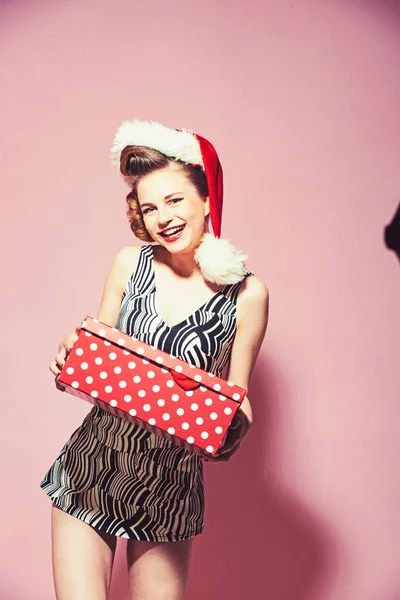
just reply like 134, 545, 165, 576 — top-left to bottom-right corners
159, 225, 185, 242
159, 224, 184, 234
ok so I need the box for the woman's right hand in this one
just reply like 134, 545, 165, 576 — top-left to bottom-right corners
49, 324, 82, 389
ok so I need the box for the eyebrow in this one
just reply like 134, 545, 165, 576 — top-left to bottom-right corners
140, 192, 183, 208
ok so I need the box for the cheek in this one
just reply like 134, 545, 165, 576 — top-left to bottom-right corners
185, 212, 200, 227
142, 214, 156, 227
184, 203, 204, 222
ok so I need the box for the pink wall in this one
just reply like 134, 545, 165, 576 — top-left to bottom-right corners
1, 0, 399, 598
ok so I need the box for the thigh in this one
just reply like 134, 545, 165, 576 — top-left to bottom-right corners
126, 537, 194, 600
51, 503, 117, 600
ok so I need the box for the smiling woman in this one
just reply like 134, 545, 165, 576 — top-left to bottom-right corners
41, 118, 269, 600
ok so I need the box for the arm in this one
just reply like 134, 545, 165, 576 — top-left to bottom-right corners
210, 275, 269, 460
51, 246, 140, 379
96, 246, 141, 327
228, 275, 269, 428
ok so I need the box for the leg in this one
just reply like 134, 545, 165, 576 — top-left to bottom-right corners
51, 503, 117, 600
126, 537, 194, 600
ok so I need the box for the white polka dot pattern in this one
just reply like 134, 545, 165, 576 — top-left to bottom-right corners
58, 315, 247, 456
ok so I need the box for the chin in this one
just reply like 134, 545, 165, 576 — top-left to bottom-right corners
157, 228, 192, 251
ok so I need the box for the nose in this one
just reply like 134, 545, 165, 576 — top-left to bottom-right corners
157, 204, 173, 227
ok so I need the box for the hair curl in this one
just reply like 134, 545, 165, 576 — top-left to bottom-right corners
120, 146, 209, 242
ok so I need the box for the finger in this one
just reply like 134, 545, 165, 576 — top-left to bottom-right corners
234, 411, 248, 430
214, 436, 241, 458
220, 428, 241, 452
214, 446, 239, 461
57, 342, 67, 355
65, 336, 78, 350
222, 441, 241, 458
55, 352, 66, 368
230, 412, 242, 429
209, 444, 241, 463
218, 438, 238, 455
204, 440, 241, 462
60, 344, 68, 357
49, 362, 61, 375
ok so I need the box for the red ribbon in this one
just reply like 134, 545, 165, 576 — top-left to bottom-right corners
171, 371, 201, 391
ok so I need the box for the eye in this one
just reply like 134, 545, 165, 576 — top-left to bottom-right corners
142, 197, 183, 215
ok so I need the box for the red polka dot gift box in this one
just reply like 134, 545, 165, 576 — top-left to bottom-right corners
56, 316, 247, 456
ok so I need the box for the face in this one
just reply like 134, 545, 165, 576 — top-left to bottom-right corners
137, 167, 210, 253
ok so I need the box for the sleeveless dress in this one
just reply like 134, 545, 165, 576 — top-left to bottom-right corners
40, 244, 253, 541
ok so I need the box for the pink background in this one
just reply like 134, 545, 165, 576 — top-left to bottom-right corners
1, 0, 399, 599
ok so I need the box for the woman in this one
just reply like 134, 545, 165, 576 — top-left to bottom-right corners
42, 119, 269, 600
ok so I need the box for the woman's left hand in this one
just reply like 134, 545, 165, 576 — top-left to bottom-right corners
204, 409, 251, 463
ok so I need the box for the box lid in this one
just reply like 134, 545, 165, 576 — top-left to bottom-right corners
80, 315, 246, 403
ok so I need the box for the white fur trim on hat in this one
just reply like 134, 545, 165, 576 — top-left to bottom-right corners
110, 119, 204, 169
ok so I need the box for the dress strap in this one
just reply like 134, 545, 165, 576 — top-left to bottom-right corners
122, 245, 154, 299
219, 270, 254, 306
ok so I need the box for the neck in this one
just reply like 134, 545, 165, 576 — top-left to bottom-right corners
157, 233, 206, 279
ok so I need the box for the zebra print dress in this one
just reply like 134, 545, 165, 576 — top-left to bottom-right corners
40, 244, 253, 541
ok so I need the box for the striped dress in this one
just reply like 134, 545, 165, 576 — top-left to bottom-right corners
40, 244, 253, 541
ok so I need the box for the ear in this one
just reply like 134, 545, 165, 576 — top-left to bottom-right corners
203, 196, 210, 217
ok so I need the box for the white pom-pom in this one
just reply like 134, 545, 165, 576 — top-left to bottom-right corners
194, 233, 249, 285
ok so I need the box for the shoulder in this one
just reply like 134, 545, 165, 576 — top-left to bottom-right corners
111, 245, 146, 293
236, 274, 269, 329
97, 245, 147, 326
114, 244, 143, 266
239, 273, 269, 302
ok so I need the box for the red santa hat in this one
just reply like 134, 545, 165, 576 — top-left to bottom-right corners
110, 119, 248, 285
